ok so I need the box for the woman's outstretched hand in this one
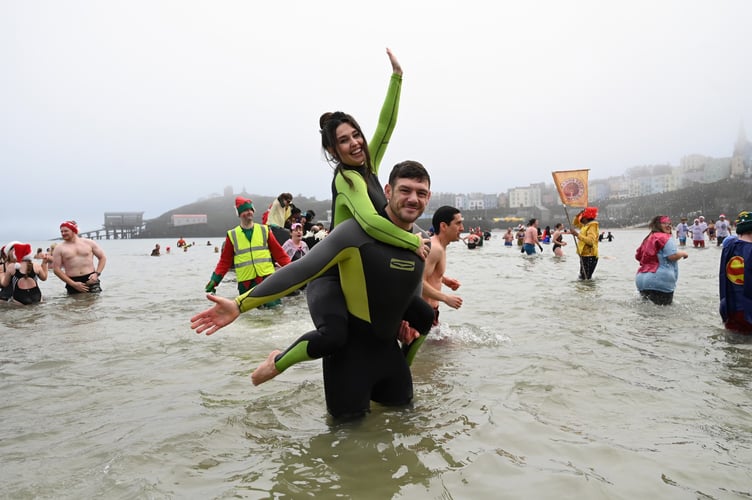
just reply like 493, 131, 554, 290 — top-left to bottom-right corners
387, 47, 402, 76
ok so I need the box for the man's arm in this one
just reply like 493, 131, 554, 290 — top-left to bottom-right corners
267, 231, 292, 267
421, 247, 462, 309
206, 236, 235, 292
89, 241, 106, 277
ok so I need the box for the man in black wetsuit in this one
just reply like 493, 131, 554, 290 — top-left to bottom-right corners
191, 161, 434, 419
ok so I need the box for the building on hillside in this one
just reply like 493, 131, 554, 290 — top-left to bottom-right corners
427, 192, 457, 211
590, 180, 611, 201
507, 185, 541, 208
171, 214, 208, 227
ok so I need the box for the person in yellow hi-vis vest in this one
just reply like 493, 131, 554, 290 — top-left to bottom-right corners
205, 196, 291, 307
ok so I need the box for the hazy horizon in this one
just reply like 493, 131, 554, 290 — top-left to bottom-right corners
3, 0, 751, 241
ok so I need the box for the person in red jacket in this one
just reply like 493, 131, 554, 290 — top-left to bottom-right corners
205, 196, 291, 307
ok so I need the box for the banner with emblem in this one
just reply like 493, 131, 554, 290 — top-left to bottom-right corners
552, 169, 589, 207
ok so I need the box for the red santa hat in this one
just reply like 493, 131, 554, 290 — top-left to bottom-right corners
12, 243, 32, 262
60, 220, 79, 234
235, 197, 254, 215
2, 241, 21, 260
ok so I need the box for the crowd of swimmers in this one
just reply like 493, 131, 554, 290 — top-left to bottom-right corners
1, 220, 107, 305
4, 46, 750, 425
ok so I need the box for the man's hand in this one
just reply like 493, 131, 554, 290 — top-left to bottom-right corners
444, 295, 463, 309
413, 237, 431, 261
442, 277, 461, 291
205, 273, 222, 293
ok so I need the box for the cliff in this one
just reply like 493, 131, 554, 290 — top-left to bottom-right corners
137, 193, 331, 238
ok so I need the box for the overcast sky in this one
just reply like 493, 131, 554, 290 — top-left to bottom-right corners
2, 0, 751, 241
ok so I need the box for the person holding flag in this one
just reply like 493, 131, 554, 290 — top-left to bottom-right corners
569, 207, 600, 280
551, 169, 600, 279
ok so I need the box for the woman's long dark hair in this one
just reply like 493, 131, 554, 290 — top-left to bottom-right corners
642, 215, 666, 243
319, 111, 373, 189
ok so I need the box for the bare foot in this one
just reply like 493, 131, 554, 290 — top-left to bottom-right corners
251, 350, 282, 386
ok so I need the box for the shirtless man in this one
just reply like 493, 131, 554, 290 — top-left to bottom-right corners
523, 218, 540, 255
52, 220, 107, 294
422, 205, 464, 326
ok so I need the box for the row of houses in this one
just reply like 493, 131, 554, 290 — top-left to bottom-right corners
430, 124, 752, 212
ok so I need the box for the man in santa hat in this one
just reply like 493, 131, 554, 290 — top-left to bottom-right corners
205, 196, 291, 307
52, 220, 107, 294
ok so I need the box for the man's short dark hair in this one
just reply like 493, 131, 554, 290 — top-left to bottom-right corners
387, 160, 431, 188
432, 206, 461, 235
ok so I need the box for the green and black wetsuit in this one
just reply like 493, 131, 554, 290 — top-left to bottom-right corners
236, 219, 433, 417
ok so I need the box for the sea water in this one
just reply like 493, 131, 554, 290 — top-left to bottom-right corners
1, 231, 750, 499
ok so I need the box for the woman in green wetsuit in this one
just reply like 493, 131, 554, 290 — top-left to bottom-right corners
191, 162, 435, 418
297, 48, 432, 375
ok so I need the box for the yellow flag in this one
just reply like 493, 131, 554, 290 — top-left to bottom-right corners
552, 169, 589, 207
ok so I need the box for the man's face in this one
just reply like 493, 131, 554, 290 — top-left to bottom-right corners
60, 227, 75, 241
385, 177, 431, 227
239, 208, 254, 225
443, 213, 464, 241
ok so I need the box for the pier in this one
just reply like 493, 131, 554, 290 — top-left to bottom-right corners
78, 212, 146, 240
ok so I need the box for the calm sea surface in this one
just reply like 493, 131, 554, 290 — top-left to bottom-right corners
1, 230, 751, 499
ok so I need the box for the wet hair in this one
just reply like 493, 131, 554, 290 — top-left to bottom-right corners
647, 215, 665, 233
528, 218, 537, 226
387, 160, 431, 188
640, 215, 669, 245
277, 193, 293, 204
555, 223, 563, 229
432, 206, 461, 235
320, 111, 373, 189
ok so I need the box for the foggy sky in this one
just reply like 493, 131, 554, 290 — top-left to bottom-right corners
2, 0, 751, 241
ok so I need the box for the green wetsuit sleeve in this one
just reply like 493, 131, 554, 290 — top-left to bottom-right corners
369, 73, 402, 173
333, 169, 421, 251
235, 238, 343, 313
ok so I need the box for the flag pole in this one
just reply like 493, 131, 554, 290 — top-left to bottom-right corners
551, 169, 589, 276
563, 205, 587, 276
